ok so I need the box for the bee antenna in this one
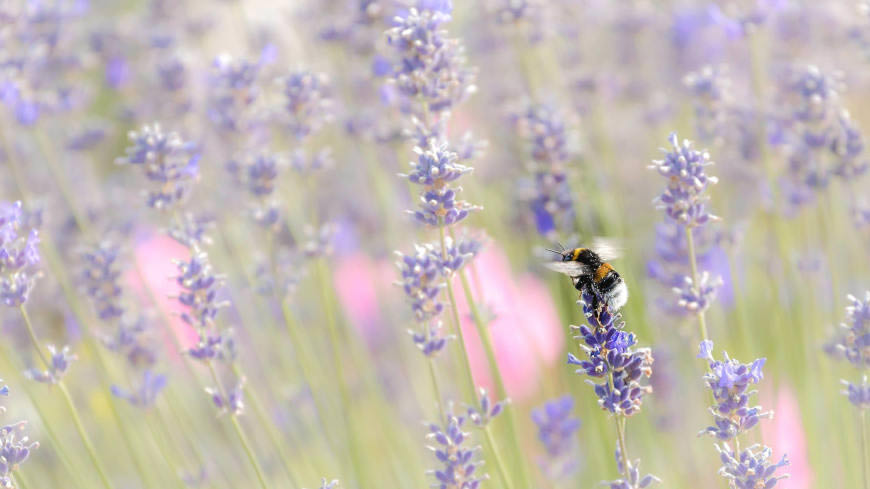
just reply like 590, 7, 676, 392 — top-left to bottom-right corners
556, 242, 566, 252
545, 248, 563, 256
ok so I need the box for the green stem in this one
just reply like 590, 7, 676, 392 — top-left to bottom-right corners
19, 306, 114, 489
685, 227, 709, 342
232, 363, 300, 488
862, 409, 869, 489
207, 363, 269, 489
614, 414, 631, 482
315, 259, 364, 484
33, 130, 93, 237
437, 224, 477, 400
427, 355, 445, 423
483, 427, 515, 489
454, 264, 531, 487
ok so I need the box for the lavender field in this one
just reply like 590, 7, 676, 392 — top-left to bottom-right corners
1, 1, 868, 488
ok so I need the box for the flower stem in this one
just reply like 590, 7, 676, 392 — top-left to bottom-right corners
437, 224, 477, 401
426, 354, 445, 422
862, 409, 869, 489
609, 368, 631, 482
684, 226, 710, 342
232, 362, 300, 488
315, 258, 365, 485
207, 362, 269, 489
18, 306, 114, 489
483, 426, 515, 489
454, 263, 531, 488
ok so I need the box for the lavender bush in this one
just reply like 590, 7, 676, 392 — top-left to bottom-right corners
0, 1, 864, 488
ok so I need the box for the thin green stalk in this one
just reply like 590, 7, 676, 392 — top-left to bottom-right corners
141, 411, 188, 489
454, 265, 531, 487
231, 363, 300, 488
615, 415, 630, 481
207, 363, 270, 489
315, 259, 365, 484
437, 224, 477, 401
862, 410, 869, 489
32, 130, 93, 237
608, 370, 631, 481
483, 427, 515, 489
427, 355, 445, 422
19, 306, 114, 489
685, 227, 709, 342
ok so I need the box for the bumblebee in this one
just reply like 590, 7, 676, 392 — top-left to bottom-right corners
544, 242, 628, 313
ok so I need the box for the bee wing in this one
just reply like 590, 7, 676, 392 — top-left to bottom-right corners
543, 261, 590, 276
591, 236, 624, 262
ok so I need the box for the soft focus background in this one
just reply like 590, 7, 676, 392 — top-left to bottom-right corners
0, 0, 868, 488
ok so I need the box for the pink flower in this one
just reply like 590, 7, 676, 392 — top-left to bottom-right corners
453, 248, 564, 401
761, 384, 813, 489
125, 232, 196, 356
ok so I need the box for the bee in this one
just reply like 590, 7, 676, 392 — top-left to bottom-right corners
544, 240, 628, 313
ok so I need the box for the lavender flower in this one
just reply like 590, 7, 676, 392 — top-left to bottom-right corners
531, 395, 580, 478
111, 370, 168, 408
206, 378, 245, 416
0, 202, 40, 307
467, 388, 506, 427
513, 104, 576, 238
316, 479, 339, 489
207, 54, 262, 134
683, 65, 731, 143
649, 133, 719, 228
673, 271, 723, 314
385, 7, 476, 116
697, 340, 770, 440
607, 448, 660, 489
174, 252, 227, 329
404, 142, 479, 227
396, 243, 446, 322
425, 413, 484, 489
776, 66, 868, 211
715, 444, 789, 489
116, 124, 200, 210
281, 71, 333, 139
228, 152, 282, 228
827, 292, 870, 408
567, 292, 654, 416
168, 213, 214, 248
25, 345, 76, 384
409, 321, 451, 357
0, 420, 38, 487
80, 242, 125, 321
101, 316, 157, 369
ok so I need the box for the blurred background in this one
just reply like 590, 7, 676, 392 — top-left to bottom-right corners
0, 0, 867, 488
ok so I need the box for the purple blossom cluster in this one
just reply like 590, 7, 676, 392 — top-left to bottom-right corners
396, 236, 481, 356
513, 104, 576, 239
697, 341, 789, 488
648, 134, 723, 318
777, 66, 869, 213
826, 292, 870, 409
607, 448, 660, 489
385, 6, 475, 115
116, 124, 201, 210
25, 345, 76, 385
404, 141, 479, 228
649, 133, 720, 228
568, 292, 654, 417
0, 202, 40, 307
0, 382, 37, 487
425, 413, 484, 489
531, 395, 580, 479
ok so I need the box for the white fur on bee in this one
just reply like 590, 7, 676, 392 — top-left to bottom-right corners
602, 281, 629, 312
